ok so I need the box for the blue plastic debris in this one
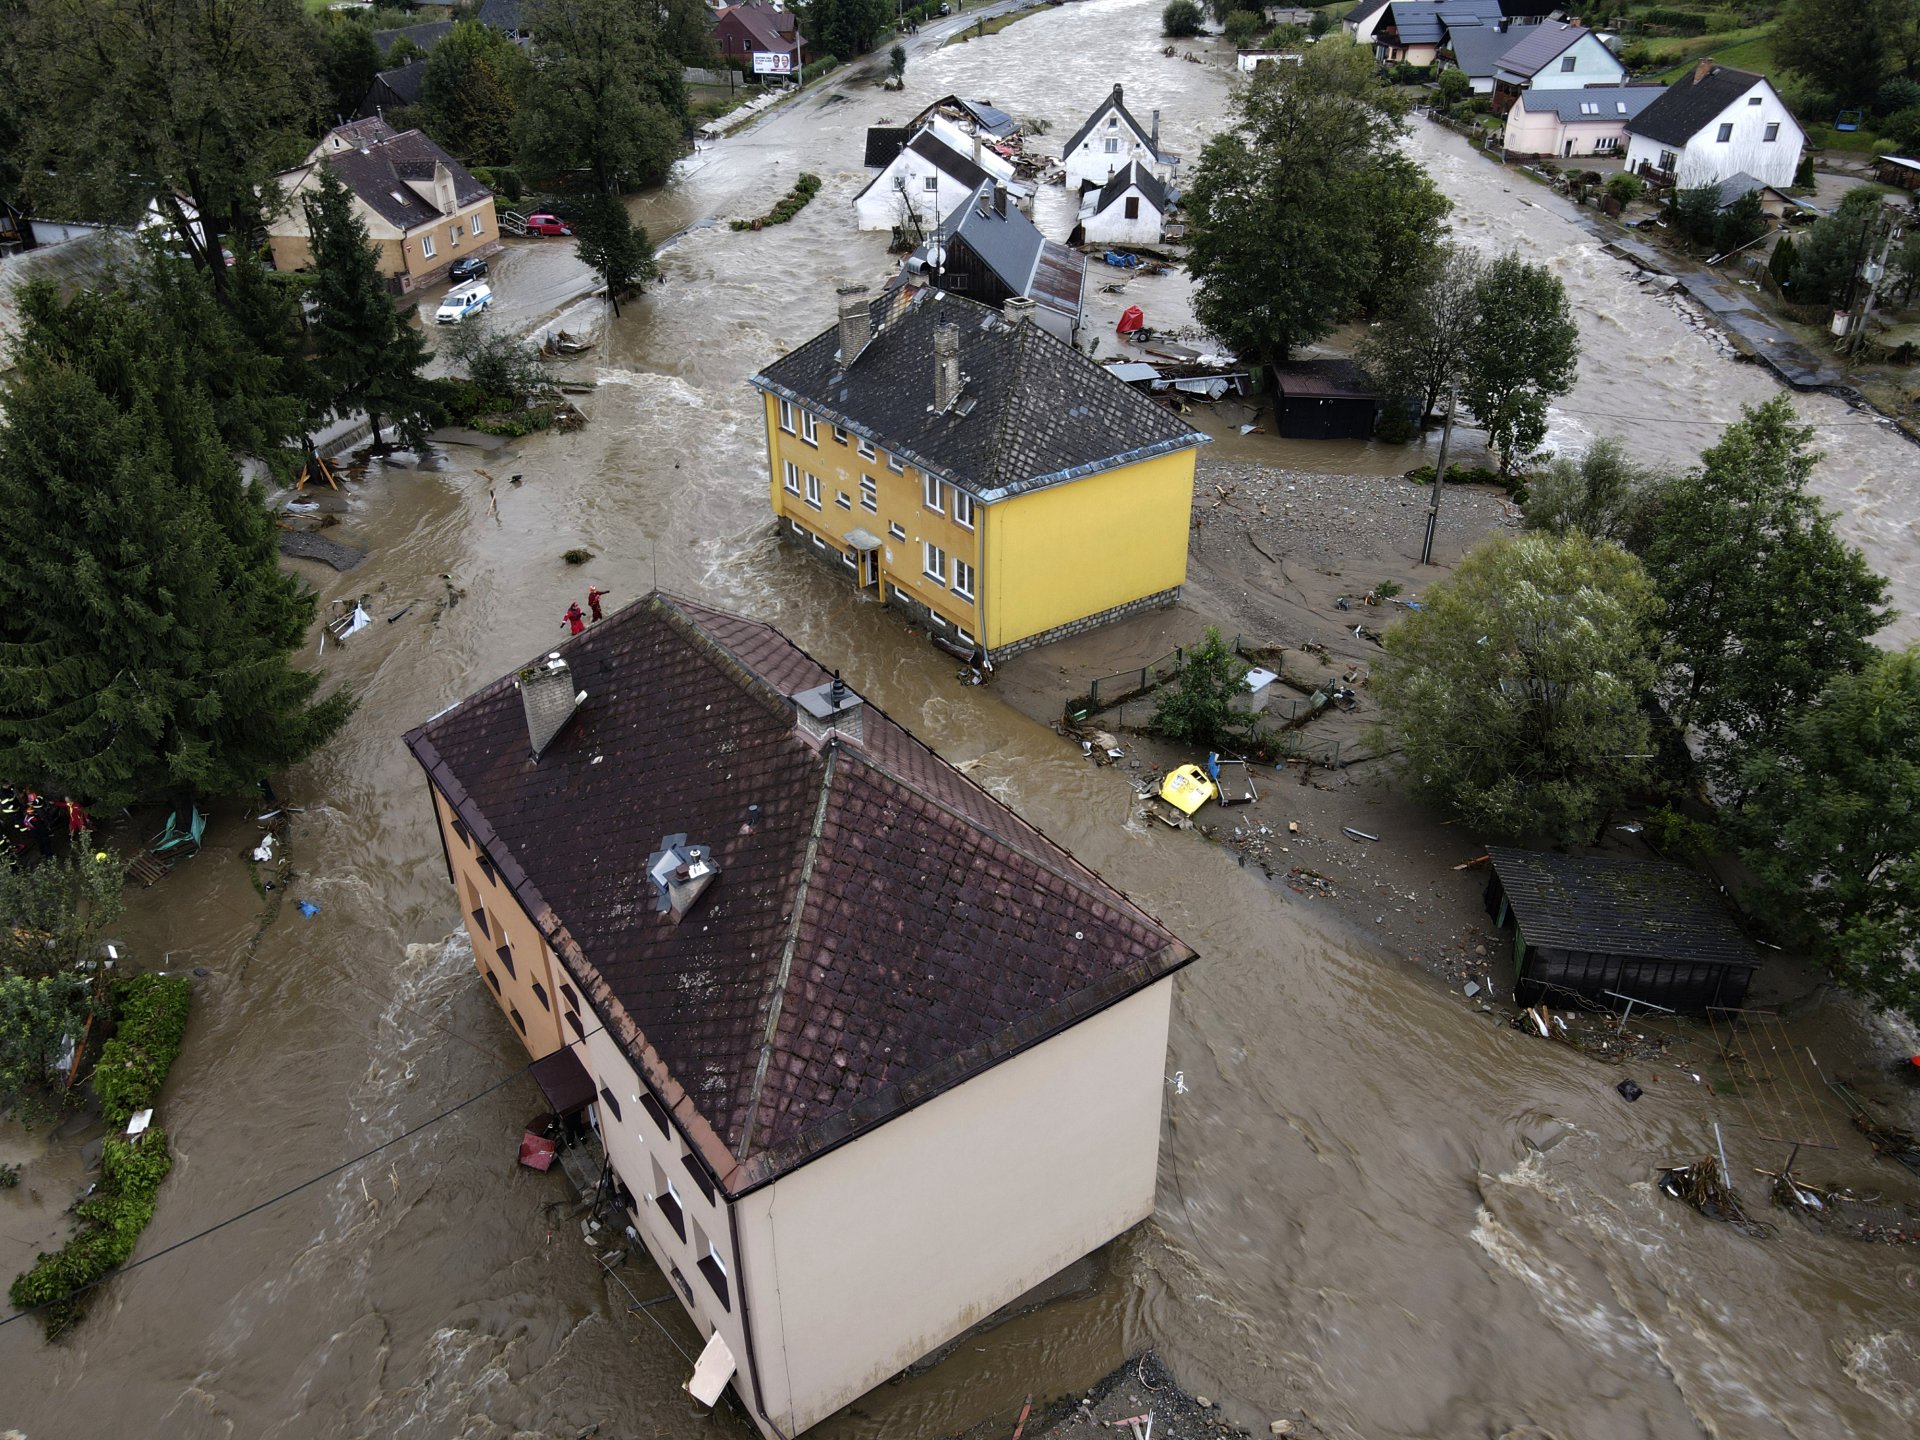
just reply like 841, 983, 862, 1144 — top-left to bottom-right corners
297, 900, 320, 918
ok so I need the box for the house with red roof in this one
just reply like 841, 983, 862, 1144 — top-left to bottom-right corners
713, 2, 806, 76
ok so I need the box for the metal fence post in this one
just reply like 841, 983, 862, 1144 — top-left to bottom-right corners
1090, 678, 1100, 709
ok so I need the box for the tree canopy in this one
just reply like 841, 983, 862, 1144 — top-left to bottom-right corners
0, 283, 353, 809
1357, 243, 1483, 428
419, 20, 532, 167
1522, 436, 1667, 549
303, 168, 441, 450
572, 194, 657, 314
1459, 252, 1578, 474
517, 0, 686, 193
12, 0, 323, 295
1374, 531, 1661, 843
1775, 0, 1896, 103
1640, 396, 1890, 787
1184, 39, 1447, 374
1151, 628, 1252, 749
1788, 188, 1886, 308
1735, 647, 1920, 1022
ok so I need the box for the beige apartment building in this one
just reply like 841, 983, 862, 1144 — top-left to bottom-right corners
267, 118, 500, 294
403, 593, 1194, 1436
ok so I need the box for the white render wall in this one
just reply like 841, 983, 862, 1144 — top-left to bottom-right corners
1626, 76, 1804, 189
1065, 111, 1160, 192
854, 153, 983, 232
732, 977, 1177, 1436
1082, 190, 1164, 246
1524, 32, 1625, 91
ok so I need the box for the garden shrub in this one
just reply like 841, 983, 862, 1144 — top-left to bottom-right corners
90, 974, 190, 1127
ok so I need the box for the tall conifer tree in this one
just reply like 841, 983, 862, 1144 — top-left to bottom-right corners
0, 283, 353, 808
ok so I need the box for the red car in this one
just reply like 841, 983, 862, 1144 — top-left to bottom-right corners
523, 212, 573, 237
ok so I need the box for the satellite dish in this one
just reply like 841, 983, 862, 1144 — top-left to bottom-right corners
925, 241, 947, 271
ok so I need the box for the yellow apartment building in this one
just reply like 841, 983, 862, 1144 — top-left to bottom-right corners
749, 286, 1208, 661
402, 594, 1195, 1436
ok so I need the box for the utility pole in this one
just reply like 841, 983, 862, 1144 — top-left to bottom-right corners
1420, 376, 1457, 567
1843, 209, 1901, 356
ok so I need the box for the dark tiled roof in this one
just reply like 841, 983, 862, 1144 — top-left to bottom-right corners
865, 126, 909, 168
358, 60, 427, 116
477, 0, 524, 31
1093, 161, 1169, 217
1344, 0, 1390, 23
1381, 0, 1500, 46
1489, 848, 1760, 969
372, 20, 453, 57
752, 287, 1205, 501
1626, 64, 1771, 147
323, 128, 491, 232
1442, 23, 1514, 78
327, 116, 401, 150
405, 595, 1194, 1194
1274, 358, 1377, 398
1491, 20, 1593, 77
1513, 84, 1664, 124
1063, 84, 1162, 167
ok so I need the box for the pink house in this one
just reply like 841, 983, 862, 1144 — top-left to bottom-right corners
1503, 85, 1666, 161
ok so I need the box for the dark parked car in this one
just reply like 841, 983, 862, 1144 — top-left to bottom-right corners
449, 255, 489, 285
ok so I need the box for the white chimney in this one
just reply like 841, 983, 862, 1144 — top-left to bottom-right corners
932, 321, 962, 412
793, 672, 864, 748
836, 285, 870, 364
519, 654, 584, 759
1003, 296, 1037, 326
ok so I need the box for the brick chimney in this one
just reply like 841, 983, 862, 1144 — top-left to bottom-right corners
519, 654, 584, 760
993, 181, 1008, 217
793, 671, 864, 748
932, 320, 962, 412
836, 285, 870, 364
1003, 295, 1037, 326
1693, 58, 1714, 84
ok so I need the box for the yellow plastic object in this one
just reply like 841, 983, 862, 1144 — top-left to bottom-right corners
1159, 763, 1218, 816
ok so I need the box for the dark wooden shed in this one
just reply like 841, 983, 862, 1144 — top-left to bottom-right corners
1485, 847, 1760, 1013
1271, 359, 1380, 440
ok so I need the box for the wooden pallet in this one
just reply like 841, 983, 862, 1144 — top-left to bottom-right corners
126, 854, 170, 887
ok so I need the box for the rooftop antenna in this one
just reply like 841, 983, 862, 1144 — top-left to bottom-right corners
830, 669, 847, 707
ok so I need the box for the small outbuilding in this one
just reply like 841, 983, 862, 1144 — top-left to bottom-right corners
1270, 359, 1379, 440
1485, 847, 1761, 1012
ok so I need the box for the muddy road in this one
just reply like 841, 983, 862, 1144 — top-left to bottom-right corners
5, 5, 1920, 1438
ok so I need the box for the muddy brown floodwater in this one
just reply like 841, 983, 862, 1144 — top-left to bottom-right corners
6, 4, 1920, 1437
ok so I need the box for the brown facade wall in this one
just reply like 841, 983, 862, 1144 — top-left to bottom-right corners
431, 786, 569, 1059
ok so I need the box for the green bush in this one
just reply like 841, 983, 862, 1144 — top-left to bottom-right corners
9, 1128, 171, 1337
730, 171, 823, 230
1151, 628, 1253, 749
90, 974, 191, 1127
1406, 461, 1506, 490
1605, 172, 1645, 208
799, 54, 839, 84
1638, 7, 1710, 32
470, 166, 524, 201
1162, 0, 1204, 37
1222, 8, 1264, 45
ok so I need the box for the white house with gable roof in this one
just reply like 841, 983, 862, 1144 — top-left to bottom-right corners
1624, 61, 1805, 190
1062, 84, 1175, 193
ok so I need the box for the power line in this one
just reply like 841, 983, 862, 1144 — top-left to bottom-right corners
0, 1023, 604, 1330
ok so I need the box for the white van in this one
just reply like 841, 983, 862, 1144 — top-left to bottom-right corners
436, 281, 493, 324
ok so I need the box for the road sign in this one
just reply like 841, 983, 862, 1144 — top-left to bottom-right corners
752, 51, 793, 74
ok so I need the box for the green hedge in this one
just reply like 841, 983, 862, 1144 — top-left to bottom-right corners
799, 55, 839, 85
730, 172, 823, 230
9, 1128, 172, 1337
91, 974, 191, 1127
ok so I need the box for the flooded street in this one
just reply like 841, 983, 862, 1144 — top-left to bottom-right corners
5, 5, 1920, 1437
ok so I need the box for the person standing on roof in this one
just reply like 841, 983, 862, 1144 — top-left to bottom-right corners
587, 586, 609, 623
563, 601, 586, 635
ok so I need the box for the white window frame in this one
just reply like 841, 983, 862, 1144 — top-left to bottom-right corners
952, 491, 975, 529
859, 477, 877, 513
471, 211, 484, 235
783, 459, 800, 494
1103, 137, 1120, 154
886, 451, 906, 473
831, 424, 848, 445
804, 472, 821, 508
923, 542, 947, 586
421, 233, 436, 259
856, 436, 876, 460
923, 474, 943, 513
888, 521, 906, 540
790, 518, 806, 537
923, 174, 938, 192
835, 490, 852, 510
778, 399, 796, 434
952, 558, 975, 600
800, 410, 818, 445
707, 1239, 728, 1278
956, 626, 975, 646
1716, 123, 1733, 143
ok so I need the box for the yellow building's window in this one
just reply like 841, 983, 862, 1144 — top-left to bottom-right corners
800, 411, 818, 445
804, 473, 821, 509
953, 559, 975, 600
778, 399, 796, 433
953, 491, 976, 529
859, 478, 877, 512
923, 474, 943, 513
783, 459, 800, 494
923, 543, 947, 586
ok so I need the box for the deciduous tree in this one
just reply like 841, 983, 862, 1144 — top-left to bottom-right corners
1150, 628, 1252, 749
13, 0, 322, 298
1789, 187, 1887, 306
1523, 436, 1667, 549
572, 194, 657, 315
1357, 244, 1481, 427
303, 169, 441, 450
1735, 647, 1920, 1022
313, 16, 383, 125
1459, 251, 1578, 474
1162, 0, 1204, 37
1374, 531, 1661, 843
0, 283, 353, 810
1185, 40, 1435, 376
1640, 396, 1890, 786
1775, 0, 1887, 102
517, 0, 686, 192
419, 19, 532, 166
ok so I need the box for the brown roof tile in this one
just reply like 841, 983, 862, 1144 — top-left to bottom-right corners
404, 594, 1192, 1194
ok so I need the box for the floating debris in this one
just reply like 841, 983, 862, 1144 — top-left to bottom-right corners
1659, 1155, 1770, 1236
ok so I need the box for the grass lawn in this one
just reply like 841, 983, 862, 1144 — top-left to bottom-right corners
943, 1, 1054, 45
1648, 25, 1778, 83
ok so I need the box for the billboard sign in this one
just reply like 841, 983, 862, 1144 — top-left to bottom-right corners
753, 51, 793, 74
